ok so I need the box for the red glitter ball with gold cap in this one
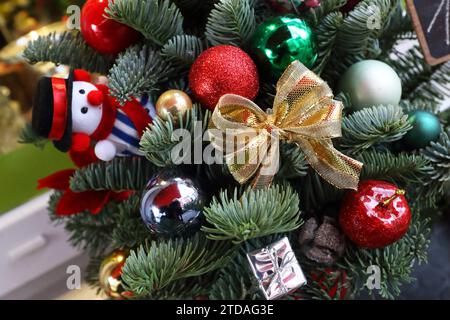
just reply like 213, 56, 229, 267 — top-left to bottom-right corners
339, 180, 411, 248
189, 45, 259, 110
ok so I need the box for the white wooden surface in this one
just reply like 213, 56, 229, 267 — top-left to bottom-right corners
0, 193, 83, 298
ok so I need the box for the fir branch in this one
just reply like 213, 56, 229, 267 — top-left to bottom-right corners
385, 44, 449, 103
121, 234, 234, 296
140, 104, 210, 167
256, 80, 276, 110
162, 78, 190, 93
48, 192, 117, 254
108, 44, 171, 104
19, 123, 47, 149
322, 0, 397, 81
110, 194, 152, 249
23, 32, 114, 74
402, 212, 431, 263
70, 157, 156, 192
132, 278, 205, 300
423, 130, 450, 185
399, 99, 440, 114
304, 0, 347, 27
208, 253, 260, 300
300, 265, 352, 300
379, 3, 414, 52
50, 193, 149, 256
140, 116, 176, 167
419, 130, 450, 207
84, 255, 104, 293
339, 210, 430, 299
299, 170, 344, 212
414, 61, 450, 103
384, 46, 433, 97
243, 233, 291, 251
200, 163, 235, 188
358, 150, 429, 184
161, 35, 204, 74
106, 0, 184, 46
209, 234, 288, 300
278, 142, 309, 179
202, 185, 302, 243
337, 92, 352, 112
205, 0, 257, 47
86, 250, 207, 300
249, 0, 272, 24
340, 105, 411, 154
312, 12, 344, 75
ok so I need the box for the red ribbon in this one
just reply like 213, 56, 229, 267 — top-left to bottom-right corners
48, 78, 68, 141
38, 169, 133, 216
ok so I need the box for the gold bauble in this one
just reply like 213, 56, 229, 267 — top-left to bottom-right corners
155, 90, 193, 122
99, 249, 129, 299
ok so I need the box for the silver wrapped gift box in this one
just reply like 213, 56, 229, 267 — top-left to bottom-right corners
247, 237, 307, 300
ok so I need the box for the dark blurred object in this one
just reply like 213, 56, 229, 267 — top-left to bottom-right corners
0, 22, 67, 112
298, 216, 346, 266
0, 85, 24, 154
0, 0, 85, 48
1, 0, 39, 43
0, 63, 40, 113
397, 215, 450, 299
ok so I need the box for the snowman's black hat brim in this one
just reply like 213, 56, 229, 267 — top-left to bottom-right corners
32, 70, 74, 152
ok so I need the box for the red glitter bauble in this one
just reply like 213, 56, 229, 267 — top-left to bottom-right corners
189, 45, 259, 110
339, 180, 411, 249
81, 0, 140, 55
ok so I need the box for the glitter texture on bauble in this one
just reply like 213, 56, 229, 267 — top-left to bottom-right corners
339, 180, 411, 248
189, 45, 260, 110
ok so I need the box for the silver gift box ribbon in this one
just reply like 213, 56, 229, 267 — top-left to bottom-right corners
247, 237, 307, 300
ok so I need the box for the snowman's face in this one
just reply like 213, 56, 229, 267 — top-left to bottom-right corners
72, 81, 103, 135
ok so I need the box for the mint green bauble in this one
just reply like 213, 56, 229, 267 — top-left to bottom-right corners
403, 110, 441, 149
250, 16, 317, 79
338, 60, 402, 111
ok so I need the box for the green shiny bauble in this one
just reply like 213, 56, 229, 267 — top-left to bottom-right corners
403, 110, 441, 149
338, 60, 402, 111
251, 16, 317, 79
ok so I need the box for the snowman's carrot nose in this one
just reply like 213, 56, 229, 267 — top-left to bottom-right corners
87, 90, 104, 106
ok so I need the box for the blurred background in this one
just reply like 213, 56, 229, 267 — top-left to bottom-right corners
0, 0, 100, 300
0, 0, 110, 215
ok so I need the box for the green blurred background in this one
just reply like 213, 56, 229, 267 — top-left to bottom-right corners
0, 144, 72, 214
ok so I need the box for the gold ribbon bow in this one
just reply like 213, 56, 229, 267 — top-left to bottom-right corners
208, 60, 362, 190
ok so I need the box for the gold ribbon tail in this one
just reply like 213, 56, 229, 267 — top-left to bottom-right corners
296, 139, 363, 190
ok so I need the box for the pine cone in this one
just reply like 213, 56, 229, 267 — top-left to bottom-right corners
298, 216, 346, 266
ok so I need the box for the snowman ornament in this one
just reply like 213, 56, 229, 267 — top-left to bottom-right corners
32, 69, 152, 161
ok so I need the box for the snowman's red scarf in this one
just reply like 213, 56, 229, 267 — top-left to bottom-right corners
90, 84, 116, 141
89, 84, 151, 141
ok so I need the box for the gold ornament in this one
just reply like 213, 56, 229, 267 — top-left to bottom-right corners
209, 60, 363, 190
99, 249, 129, 299
155, 90, 193, 122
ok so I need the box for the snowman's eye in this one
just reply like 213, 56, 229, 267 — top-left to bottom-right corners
81, 107, 89, 114
79, 89, 86, 94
